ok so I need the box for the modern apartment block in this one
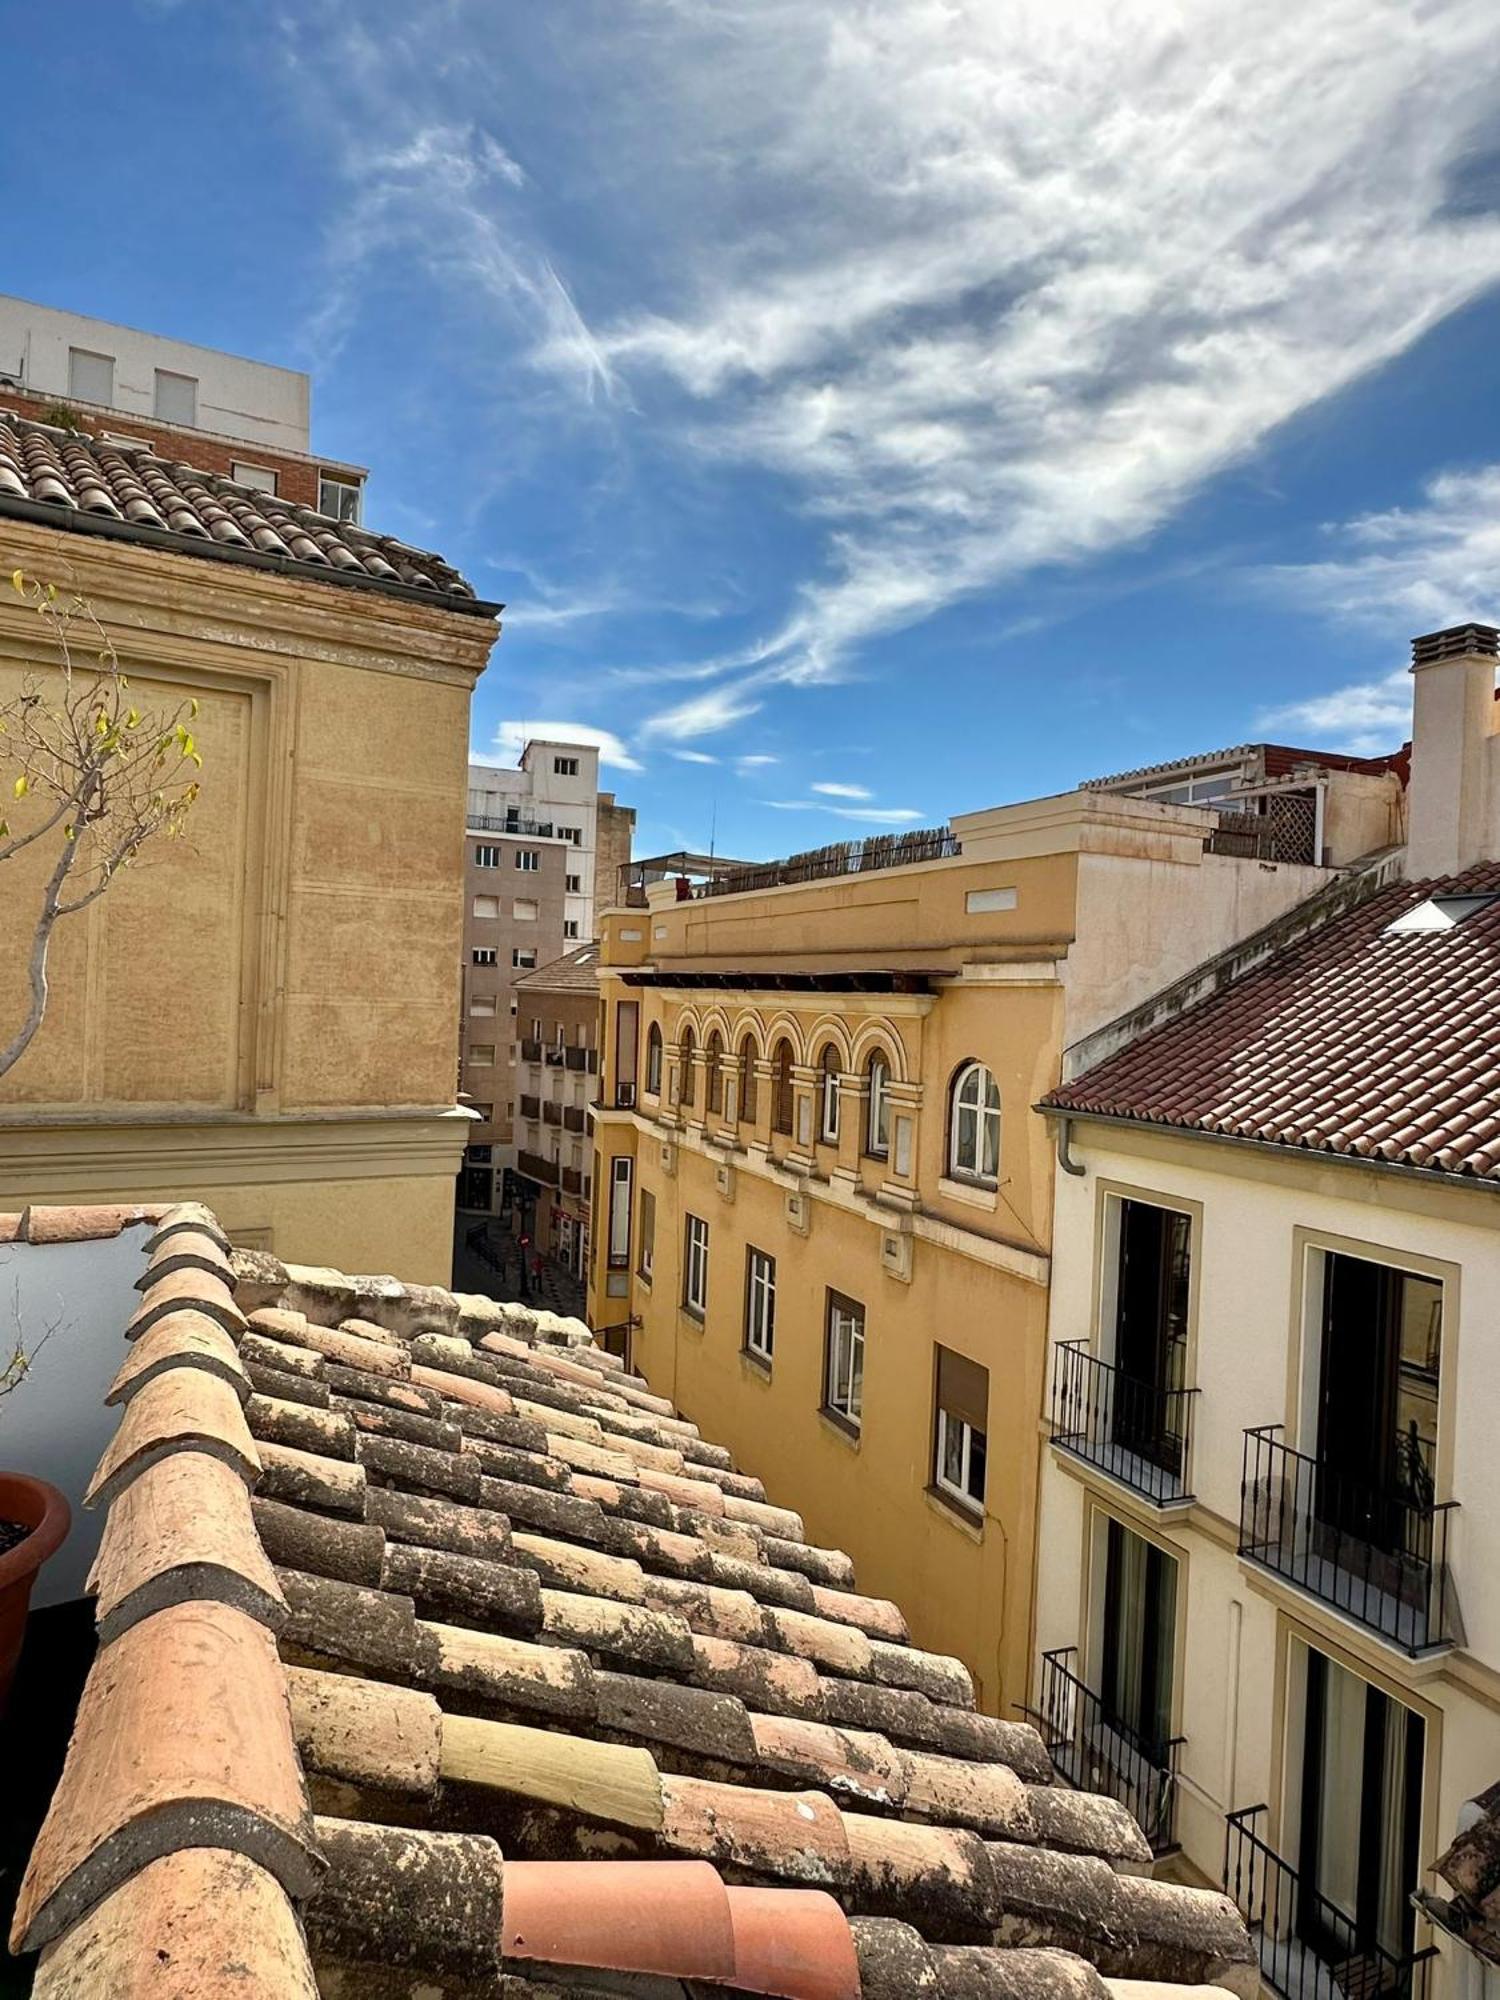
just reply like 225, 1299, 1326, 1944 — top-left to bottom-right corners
508, 943, 602, 1279
1034, 625, 1500, 2000
0, 293, 365, 515
585, 749, 1407, 1719
459, 746, 632, 1208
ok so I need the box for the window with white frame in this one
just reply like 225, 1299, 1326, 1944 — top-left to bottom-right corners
683, 1214, 709, 1316
475, 844, 501, 868
318, 473, 362, 523
564, 919, 580, 939
512, 948, 537, 969
472, 948, 497, 966
607, 1155, 632, 1270
824, 1291, 865, 1429
638, 1188, 655, 1282
744, 1248, 776, 1363
948, 1061, 1001, 1185
560, 826, 582, 846
933, 1345, 988, 1510
516, 850, 539, 872
566, 874, 582, 893
866, 1055, 891, 1157
553, 756, 580, 776
818, 1045, 841, 1144
469, 995, 496, 1016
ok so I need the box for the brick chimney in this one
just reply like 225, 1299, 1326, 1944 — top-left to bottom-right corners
1406, 623, 1500, 879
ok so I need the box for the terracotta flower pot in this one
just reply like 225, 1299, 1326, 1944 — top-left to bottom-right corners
0, 1471, 71, 1717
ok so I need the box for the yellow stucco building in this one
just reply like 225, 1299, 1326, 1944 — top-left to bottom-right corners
0, 418, 498, 1281
589, 763, 1405, 1716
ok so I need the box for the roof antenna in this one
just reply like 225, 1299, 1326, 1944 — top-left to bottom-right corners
709, 798, 717, 860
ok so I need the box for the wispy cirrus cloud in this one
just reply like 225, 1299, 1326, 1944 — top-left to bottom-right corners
811, 781, 872, 800
763, 799, 925, 825
1255, 464, 1500, 751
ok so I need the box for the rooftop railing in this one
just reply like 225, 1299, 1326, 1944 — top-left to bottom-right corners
1238, 1426, 1459, 1655
699, 828, 959, 899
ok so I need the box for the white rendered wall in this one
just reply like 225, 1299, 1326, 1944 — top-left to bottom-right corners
470, 741, 602, 940
0, 294, 310, 451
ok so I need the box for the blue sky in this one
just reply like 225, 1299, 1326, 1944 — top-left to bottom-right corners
6, 1, 1500, 858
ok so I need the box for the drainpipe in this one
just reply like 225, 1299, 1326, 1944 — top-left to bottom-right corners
1056, 1115, 1086, 1177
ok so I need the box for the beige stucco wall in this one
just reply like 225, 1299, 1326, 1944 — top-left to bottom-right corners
0, 519, 496, 1281
1036, 1120, 1500, 1989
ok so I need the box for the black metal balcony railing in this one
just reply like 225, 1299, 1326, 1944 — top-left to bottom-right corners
517, 1150, 559, 1188
467, 809, 556, 838
1238, 1426, 1460, 1655
1031, 1648, 1183, 1856
1224, 1805, 1435, 2000
564, 1046, 596, 1073
520, 1039, 542, 1063
518, 1094, 540, 1121
1050, 1342, 1198, 1505
542, 1102, 562, 1127
561, 1166, 584, 1195
563, 1105, 587, 1133
544, 1048, 566, 1068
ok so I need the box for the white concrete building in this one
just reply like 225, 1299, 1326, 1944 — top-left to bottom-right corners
1033, 625, 1500, 2000
468, 741, 607, 947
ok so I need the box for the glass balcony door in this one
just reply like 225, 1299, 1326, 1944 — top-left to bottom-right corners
1112, 1199, 1191, 1474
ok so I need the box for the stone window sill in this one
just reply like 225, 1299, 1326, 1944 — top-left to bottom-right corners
937, 1174, 999, 1211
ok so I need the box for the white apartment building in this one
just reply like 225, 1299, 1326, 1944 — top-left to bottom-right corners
468, 741, 607, 946
1034, 624, 1500, 2000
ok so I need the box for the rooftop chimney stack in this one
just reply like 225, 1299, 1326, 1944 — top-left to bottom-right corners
1405, 622, 1500, 880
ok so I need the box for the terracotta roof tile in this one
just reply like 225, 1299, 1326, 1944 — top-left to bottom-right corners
10, 1208, 1253, 1997
1045, 864, 1500, 1181
0, 417, 487, 611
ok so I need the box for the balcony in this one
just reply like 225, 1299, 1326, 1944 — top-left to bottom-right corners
561, 1166, 584, 1195
517, 1150, 559, 1188
520, 1039, 542, 1063
544, 1048, 566, 1069
468, 809, 556, 837
1238, 1427, 1459, 1655
564, 1106, 587, 1133
1224, 1806, 1434, 2000
542, 1101, 562, 1127
564, 1046, 596, 1073
1050, 1342, 1198, 1506
1030, 1647, 1183, 1856
518, 1094, 540, 1121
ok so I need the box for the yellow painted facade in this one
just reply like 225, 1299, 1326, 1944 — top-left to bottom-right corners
587, 791, 1367, 1716
0, 518, 497, 1281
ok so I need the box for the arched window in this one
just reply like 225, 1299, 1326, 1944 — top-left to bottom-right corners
705, 1030, 724, 1114
818, 1044, 841, 1144
739, 1034, 759, 1124
949, 1061, 1001, 1184
865, 1054, 891, 1158
772, 1039, 795, 1135
645, 1022, 663, 1096
679, 1025, 696, 1108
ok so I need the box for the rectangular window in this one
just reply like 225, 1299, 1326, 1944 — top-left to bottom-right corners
469, 995, 496, 1016
513, 948, 537, 970
560, 826, 582, 846
516, 850, 539, 872
67, 348, 114, 405
468, 1044, 495, 1066
638, 1189, 656, 1282
566, 874, 582, 893
472, 895, 500, 920
470, 1103, 493, 1123
683, 1214, 709, 1317
744, 1248, 776, 1364
564, 919, 580, 940
513, 899, 538, 921
824, 1291, 865, 1430
1109, 1197, 1192, 1479
153, 369, 198, 426
471, 948, 497, 966
553, 756, 580, 776
231, 462, 278, 495
475, 844, 501, 868
933, 1345, 988, 1511
318, 473, 362, 523
607, 1156, 633, 1270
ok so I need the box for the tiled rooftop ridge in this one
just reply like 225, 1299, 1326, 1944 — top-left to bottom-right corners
0, 417, 490, 611
7, 1203, 1256, 1998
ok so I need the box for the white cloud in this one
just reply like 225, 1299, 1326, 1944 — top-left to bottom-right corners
763, 799, 925, 825
639, 683, 764, 742
735, 755, 778, 770
1254, 463, 1500, 752
585, 0, 1500, 735
490, 720, 643, 771
668, 749, 719, 764
811, 781, 872, 800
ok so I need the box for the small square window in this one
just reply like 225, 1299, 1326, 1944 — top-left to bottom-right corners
472, 895, 500, 920
475, 844, 501, 868
472, 948, 497, 966
470, 995, 497, 1016
566, 874, 582, 894
513, 948, 537, 969
564, 919, 580, 940
553, 756, 580, 776
67, 348, 114, 406
516, 850, 540, 872
514, 899, 539, 922
231, 462, 278, 495
318, 474, 362, 524
469, 1044, 495, 1066
154, 370, 198, 427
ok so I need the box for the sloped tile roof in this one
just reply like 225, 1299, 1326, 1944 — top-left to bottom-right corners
513, 941, 600, 993
1045, 865, 1500, 1183
7, 1203, 1254, 1998
0, 418, 491, 613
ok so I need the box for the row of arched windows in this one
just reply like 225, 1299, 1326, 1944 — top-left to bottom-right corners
642, 1020, 1001, 1184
